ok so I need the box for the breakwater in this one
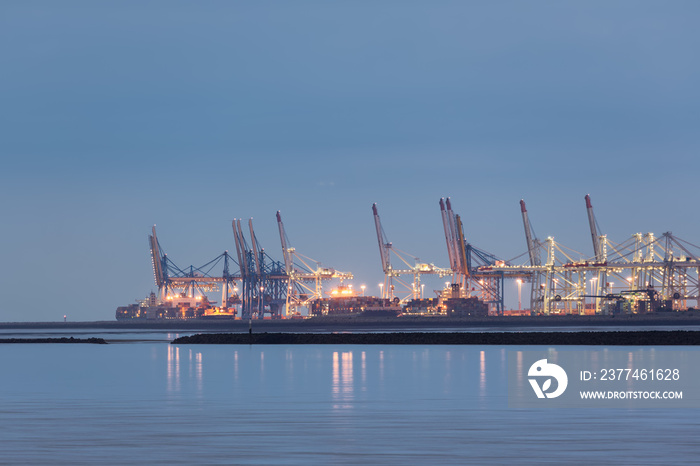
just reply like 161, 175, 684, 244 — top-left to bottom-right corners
0, 337, 107, 344
172, 331, 700, 345
6, 312, 700, 331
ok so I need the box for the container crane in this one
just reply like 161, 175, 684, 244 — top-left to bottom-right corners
372, 203, 450, 302
148, 226, 235, 311
276, 211, 353, 314
518, 200, 546, 311
372, 203, 391, 282
438, 197, 512, 313
232, 218, 286, 318
584, 195, 607, 313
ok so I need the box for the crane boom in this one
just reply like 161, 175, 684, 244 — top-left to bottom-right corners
585, 194, 602, 261
248, 218, 262, 276
276, 211, 293, 274
445, 198, 463, 272
238, 219, 250, 275
149, 225, 164, 287
372, 203, 390, 273
440, 198, 457, 271
520, 200, 539, 266
232, 219, 246, 277
455, 214, 470, 277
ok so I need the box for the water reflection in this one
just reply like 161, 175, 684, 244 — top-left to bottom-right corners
260, 350, 265, 381
445, 350, 452, 390
626, 351, 635, 391
361, 351, 366, 390
379, 350, 384, 385
285, 349, 295, 385
167, 346, 203, 395
4, 344, 699, 464
196, 352, 203, 394
167, 345, 180, 392
479, 350, 486, 398
332, 351, 354, 409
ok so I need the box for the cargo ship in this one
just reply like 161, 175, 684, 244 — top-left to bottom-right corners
116, 292, 239, 320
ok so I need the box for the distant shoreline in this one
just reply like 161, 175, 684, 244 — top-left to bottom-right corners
0, 337, 107, 344
3, 312, 700, 331
172, 331, 700, 346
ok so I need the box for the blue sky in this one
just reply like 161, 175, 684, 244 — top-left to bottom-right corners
1, 1, 699, 321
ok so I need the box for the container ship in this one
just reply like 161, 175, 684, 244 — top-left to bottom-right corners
116, 292, 239, 320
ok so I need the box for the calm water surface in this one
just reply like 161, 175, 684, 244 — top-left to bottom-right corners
0, 342, 698, 465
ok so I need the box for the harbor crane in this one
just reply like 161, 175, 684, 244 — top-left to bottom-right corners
481, 195, 700, 314
232, 218, 287, 318
148, 225, 236, 306
372, 203, 450, 302
439, 198, 512, 313
144, 194, 700, 318
276, 211, 353, 314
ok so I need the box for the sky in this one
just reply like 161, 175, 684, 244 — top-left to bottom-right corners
1, 1, 699, 321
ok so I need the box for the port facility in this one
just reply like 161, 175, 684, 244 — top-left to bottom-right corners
117, 196, 700, 320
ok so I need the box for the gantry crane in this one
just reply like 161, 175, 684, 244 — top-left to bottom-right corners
232, 218, 287, 318
480, 195, 700, 314
439, 198, 511, 313
276, 211, 353, 314
372, 203, 450, 302
148, 225, 236, 306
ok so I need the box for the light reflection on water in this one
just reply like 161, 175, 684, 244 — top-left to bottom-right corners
0, 344, 698, 464
479, 350, 486, 395
167, 345, 180, 393
332, 351, 354, 410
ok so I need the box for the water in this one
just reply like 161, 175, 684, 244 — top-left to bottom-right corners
1, 341, 698, 464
